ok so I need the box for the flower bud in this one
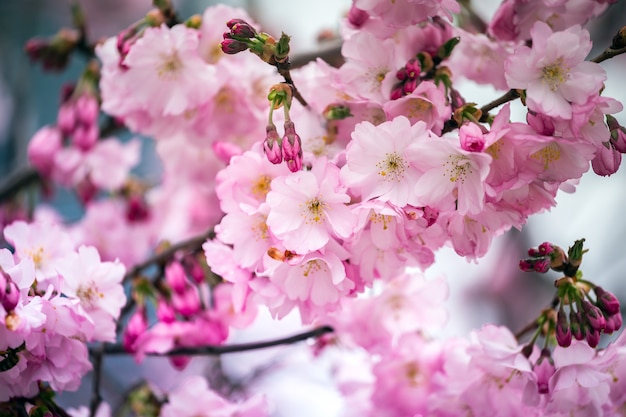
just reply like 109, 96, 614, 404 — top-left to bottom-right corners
156, 297, 176, 324
582, 300, 606, 332
75, 94, 99, 126
123, 308, 147, 353
165, 261, 188, 295
594, 286, 621, 315
229, 20, 257, 39
263, 124, 283, 164
533, 258, 550, 273
347, 5, 369, 28
592, 141, 621, 176
570, 310, 585, 341
555, 308, 572, 347
27, 125, 63, 176
605, 312, 623, 334
171, 286, 201, 317
58, 103, 77, 135
220, 38, 248, 54
586, 328, 600, 348
1, 280, 19, 312
519, 259, 534, 272
282, 121, 303, 172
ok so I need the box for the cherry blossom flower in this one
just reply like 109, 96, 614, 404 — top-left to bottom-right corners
341, 116, 431, 207
56, 245, 126, 341
122, 24, 216, 117
266, 158, 356, 254
3, 220, 75, 285
412, 135, 492, 215
505, 22, 607, 119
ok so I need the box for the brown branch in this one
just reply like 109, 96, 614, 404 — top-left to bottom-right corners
479, 89, 520, 122
100, 325, 334, 356
123, 228, 215, 281
591, 45, 626, 64
0, 167, 41, 204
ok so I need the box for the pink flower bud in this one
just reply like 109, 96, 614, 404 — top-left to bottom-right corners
586, 328, 600, 348
57, 103, 77, 135
556, 308, 571, 347
220, 38, 248, 54
1, 280, 19, 312
582, 300, 606, 332
570, 310, 585, 341
533, 258, 550, 273
123, 308, 147, 353
594, 286, 620, 315
72, 123, 99, 151
605, 313, 622, 334
282, 121, 303, 172
263, 124, 283, 164
592, 141, 621, 176
156, 298, 176, 324
459, 123, 485, 152
27, 125, 63, 176
519, 259, 534, 272
172, 286, 201, 317
165, 261, 188, 295
347, 5, 369, 28
228, 20, 257, 39
75, 95, 99, 126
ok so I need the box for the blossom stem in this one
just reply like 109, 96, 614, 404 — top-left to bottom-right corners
100, 325, 334, 355
514, 296, 559, 340
274, 60, 309, 108
123, 228, 215, 282
591, 45, 626, 64
478, 89, 520, 121
89, 343, 105, 417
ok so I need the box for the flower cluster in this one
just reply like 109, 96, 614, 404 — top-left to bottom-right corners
4, 0, 626, 415
0, 221, 125, 400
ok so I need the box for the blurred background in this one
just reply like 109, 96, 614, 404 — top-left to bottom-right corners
1, 1, 626, 416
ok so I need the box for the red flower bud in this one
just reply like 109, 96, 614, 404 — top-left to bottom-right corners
263, 124, 283, 164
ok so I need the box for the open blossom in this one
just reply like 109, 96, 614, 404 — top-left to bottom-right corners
341, 116, 431, 207
504, 21, 606, 119
56, 245, 126, 342
3, 220, 75, 285
412, 135, 492, 215
266, 158, 356, 254
122, 24, 216, 117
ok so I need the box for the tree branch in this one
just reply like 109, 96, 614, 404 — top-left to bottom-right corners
123, 228, 215, 281
0, 167, 41, 204
479, 89, 520, 122
100, 325, 334, 356
591, 45, 626, 64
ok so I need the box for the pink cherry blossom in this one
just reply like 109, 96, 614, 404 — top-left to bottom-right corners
3, 220, 75, 285
266, 158, 356, 254
122, 24, 217, 117
56, 245, 126, 342
505, 21, 607, 119
341, 116, 431, 207
412, 135, 492, 215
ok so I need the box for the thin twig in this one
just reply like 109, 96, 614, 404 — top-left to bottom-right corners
591, 45, 626, 64
100, 325, 334, 356
0, 167, 41, 204
89, 343, 105, 417
123, 228, 215, 281
479, 89, 520, 121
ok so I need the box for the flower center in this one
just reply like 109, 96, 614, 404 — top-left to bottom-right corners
77, 282, 104, 309
25, 246, 46, 269
530, 142, 561, 170
443, 154, 472, 183
377, 152, 407, 181
251, 214, 269, 241
301, 260, 327, 277
302, 198, 326, 224
157, 52, 183, 80
251, 175, 272, 200
541, 58, 568, 92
